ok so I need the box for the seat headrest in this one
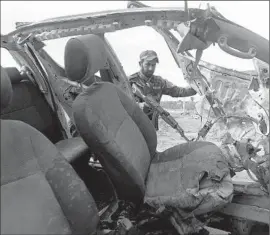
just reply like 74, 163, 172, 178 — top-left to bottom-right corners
64, 34, 109, 82
1, 66, 13, 111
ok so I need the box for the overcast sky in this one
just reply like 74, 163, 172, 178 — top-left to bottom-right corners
1, 1, 269, 98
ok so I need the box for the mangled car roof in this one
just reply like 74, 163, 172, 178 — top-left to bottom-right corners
4, 7, 251, 40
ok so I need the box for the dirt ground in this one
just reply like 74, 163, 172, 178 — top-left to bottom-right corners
156, 109, 254, 182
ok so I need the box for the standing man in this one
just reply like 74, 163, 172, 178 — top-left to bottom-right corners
129, 50, 197, 130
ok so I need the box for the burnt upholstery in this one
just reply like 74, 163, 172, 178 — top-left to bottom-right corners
68, 35, 233, 212
1, 67, 99, 234
145, 142, 233, 214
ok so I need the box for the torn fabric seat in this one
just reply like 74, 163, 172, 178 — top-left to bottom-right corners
65, 34, 234, 234
145, 142, 233, 212
144, 143, 233, 234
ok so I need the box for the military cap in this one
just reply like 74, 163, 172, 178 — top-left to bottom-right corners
139, 50, 159, 63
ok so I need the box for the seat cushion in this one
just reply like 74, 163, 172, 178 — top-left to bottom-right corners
144, 141, 233, 215
73, 82, 157, 202
1, 119, 99, 234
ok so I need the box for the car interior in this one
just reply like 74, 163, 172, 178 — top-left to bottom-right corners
0, 32, 237, 235
0, 65, 94, 163
1, 69, 116, 208
2, 22, 269, 234
1, 67, 63, 143
68, 34, 235, 233
1, 66, 100, 234
1, 1, 269, 233
1, 42, 116, 235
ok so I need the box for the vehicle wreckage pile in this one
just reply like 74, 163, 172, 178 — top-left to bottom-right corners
191, 58, 269, 194
1, 1, 269, 235
130, 0, 269, 196
129, 2, 269, 234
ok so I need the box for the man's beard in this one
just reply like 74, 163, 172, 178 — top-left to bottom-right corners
141, 69, 154, 78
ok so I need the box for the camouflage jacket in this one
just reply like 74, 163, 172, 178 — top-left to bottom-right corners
128, 72, 197, 104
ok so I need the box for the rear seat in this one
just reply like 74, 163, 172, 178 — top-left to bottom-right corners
1, 67, 62, 143
1, 67, 90, 163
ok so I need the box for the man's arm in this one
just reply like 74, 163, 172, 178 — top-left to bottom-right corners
161, 78, 197, 97
128, 75, 144, 103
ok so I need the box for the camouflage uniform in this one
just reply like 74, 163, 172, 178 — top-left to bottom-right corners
129, 71, 197, 130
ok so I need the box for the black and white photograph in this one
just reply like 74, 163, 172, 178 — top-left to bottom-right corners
1, 1, 269, 234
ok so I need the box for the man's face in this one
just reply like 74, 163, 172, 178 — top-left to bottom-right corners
140, 60, 157, 78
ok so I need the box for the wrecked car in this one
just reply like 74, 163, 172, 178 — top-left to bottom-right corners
1, 1, 269, 235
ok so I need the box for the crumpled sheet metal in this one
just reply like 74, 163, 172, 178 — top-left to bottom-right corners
144, 142, 233, 234
220, 133, 270, 193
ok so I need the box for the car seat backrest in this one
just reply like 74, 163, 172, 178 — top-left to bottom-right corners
1, 67, 62, 143
65, 34, 157, 203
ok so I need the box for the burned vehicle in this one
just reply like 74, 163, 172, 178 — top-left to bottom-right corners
1, 1, 269, 235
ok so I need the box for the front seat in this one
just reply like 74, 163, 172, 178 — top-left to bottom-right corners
66, 35, 234, 221
0, 67, 99, 234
